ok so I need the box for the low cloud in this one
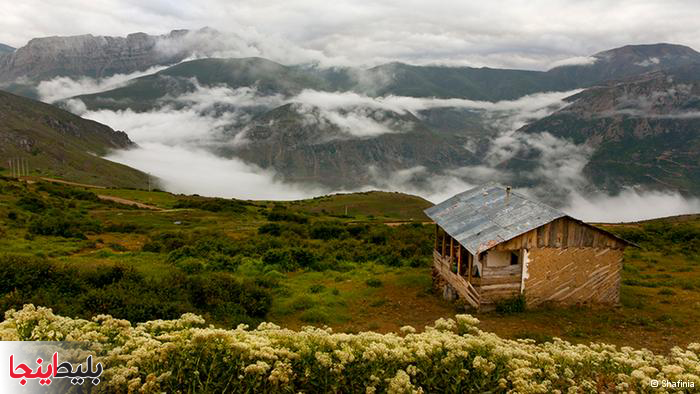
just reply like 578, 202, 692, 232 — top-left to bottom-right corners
36, 65, 168, 103
564, 188, 700, 222
547, 56, 597, 69
291, 89, 579, 117
69, 82, 700, 223
293, 104, 407, 138
81, 106, 237, 145
365, 166, 700, 223
634, 57, 660, 67
287, 88, 579, 138
105, 143, 326, 200
363, 165, 478, 204
172, 83, 285, 112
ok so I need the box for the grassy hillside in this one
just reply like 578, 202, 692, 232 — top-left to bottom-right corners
0, 177, 698, 353
0, 90, 149, 188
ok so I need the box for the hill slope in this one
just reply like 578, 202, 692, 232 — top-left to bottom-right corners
224, 103, 478, 188
0, 90, 149, 187
547, 43, 700, 88
517, 64, 700, 194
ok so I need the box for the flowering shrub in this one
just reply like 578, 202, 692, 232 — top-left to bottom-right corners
1, 305, 698, 393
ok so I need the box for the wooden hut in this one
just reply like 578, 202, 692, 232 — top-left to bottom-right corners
424, 184, 633, 309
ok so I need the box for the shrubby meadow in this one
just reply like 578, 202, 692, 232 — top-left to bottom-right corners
2, 178, 700, 392
1, 304, 698, 393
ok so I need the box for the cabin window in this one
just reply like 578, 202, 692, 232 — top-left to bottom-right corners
510, 251, 520, 265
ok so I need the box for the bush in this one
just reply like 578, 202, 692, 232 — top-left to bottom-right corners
0, 254, 55, 293
262, 249, 296, 271
258, 223, 281, 236
0, 253, 271, 327
658, 288, 676, 296
266, 210, 308, 224
16, 194, 47, 213
27, 209, 102, 239
104, 222, 143, 233
173, 198, 247, 213
310, 222, 347, 240
108, 243, 128, 252
380, 253, 402, 267
176, 257, 206, 274
187, 273, 271, 319
366, 278, 383, 288
495, 295, 526, 314
291, 295, 316, 311
309, 284, 325, 293
290, 247, 317, 269
299, 308, 329, 323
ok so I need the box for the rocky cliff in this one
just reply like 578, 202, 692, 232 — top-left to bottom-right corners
0, 30, 192, 82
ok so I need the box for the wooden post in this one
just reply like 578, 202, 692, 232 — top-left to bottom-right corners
467, 253, 473, 283
457, 244, 462, 276
441, 231, 446, 257
433, 223, 440, 251
449, 237, 454, 272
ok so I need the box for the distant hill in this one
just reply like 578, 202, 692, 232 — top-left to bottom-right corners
0, 27, 697, 106
70, 43, 700, 111
0, 44, 14, 54
0, 90, 149, 188
224, 103, 478, 189
72, 57, 332, 111
516, 63, 700, 195
547, 43, 700, 88
65, 43, 700, 195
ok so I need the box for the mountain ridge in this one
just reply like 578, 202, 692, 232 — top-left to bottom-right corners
0, 89, 150, 188
0, 29, 193, 83
515, 63, 700, 194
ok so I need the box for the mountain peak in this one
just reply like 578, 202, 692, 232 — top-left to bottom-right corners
593, 43, 700, 64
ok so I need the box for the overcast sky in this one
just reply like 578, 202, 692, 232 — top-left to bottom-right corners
2, 0, 700, 69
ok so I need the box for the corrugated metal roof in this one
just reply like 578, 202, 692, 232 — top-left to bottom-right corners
424, 184, 566, 255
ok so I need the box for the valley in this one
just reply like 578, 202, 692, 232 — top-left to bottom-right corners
1, 16, 700, 391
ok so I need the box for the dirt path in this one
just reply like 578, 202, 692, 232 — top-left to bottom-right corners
97, 195, 162, 210
39, 177, 107, 189
36, 177, 161, 210
384, 221, 433, 227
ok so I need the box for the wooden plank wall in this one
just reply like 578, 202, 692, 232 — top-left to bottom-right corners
490, 217, 627, 252
524, 247, 623, 306
479, 263, 521, 304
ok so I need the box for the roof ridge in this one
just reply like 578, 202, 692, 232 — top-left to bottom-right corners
424, 184, 566, 255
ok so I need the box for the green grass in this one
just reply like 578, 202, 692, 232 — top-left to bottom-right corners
281, 191, 432, 221
2, 177, 699, 352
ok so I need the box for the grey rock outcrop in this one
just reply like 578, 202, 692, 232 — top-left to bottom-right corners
0, 29, 192, 82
